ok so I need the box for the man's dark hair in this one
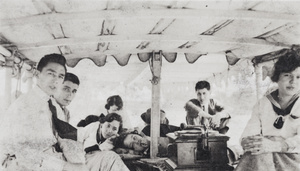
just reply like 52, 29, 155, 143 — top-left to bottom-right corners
195, 80, 210, 91
64, 72, 80, 85
37, 53, 67, 72
271, 50, 300, 82
105, 95, 123, 110
141, 108, 168, 125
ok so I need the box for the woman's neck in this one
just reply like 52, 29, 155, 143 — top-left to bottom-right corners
277, 92, 293, 109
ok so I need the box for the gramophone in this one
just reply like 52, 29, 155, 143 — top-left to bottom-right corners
165, 125, 233, 170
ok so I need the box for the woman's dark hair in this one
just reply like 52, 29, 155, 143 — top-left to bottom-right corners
77, 115, 99, 127
99, 113, 123, 134
271, 50, 300, 82
105, 95, 123, 111
113, 130, 139, 148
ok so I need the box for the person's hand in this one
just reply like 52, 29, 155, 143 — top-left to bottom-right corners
211, 113, 221, 128
241, 135, 261, 153
201, 118, 210, 129
115, 148, 130, 154
241, 135, 283, 155
99, 135, 118, 151
264, 135, 285, 141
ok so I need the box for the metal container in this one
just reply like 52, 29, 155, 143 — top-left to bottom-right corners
166, 131, 233, 170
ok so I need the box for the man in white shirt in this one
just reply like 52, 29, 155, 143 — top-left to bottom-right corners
0, 54, 86, 170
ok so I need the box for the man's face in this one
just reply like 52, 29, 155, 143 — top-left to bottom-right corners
123, 134, 149, 152
196, 88, 211, 104
55, 80, 79, 106
36, 62, 65, 96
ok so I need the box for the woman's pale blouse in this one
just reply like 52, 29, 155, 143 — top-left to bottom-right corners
77, 122, 100, 150
241, 95, 300, 153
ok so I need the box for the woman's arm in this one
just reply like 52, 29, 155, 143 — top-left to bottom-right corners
242, 135, 289, 155
240, 101, 263, 142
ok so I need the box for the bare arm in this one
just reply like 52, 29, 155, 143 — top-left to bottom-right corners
241, 135, 289, 155
186, 101, 213, 118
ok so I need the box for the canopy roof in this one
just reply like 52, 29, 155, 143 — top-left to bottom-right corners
1, 0, 299, 70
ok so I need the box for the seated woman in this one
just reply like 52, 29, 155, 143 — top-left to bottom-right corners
77, 95, 131, 130
235, 50, 300, 170
140, 108, 181, 137
77, 113, 129, 171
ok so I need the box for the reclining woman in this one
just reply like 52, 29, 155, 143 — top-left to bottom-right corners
235, 50, 300, 170
113, 130, 150, 156
113, 131, 155, 171
77, 113, 129, 171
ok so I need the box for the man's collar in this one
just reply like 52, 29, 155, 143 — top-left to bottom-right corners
199, 100, 209, 106
60, 104, 66, 110
33, 86, 51, 101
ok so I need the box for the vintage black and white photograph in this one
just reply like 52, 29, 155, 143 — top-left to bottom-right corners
0, 0, 300, 170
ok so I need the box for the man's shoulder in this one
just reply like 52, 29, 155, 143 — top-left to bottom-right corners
7, 91, 32, 110
6, 89, 48, 115
209, 98, 222, 106
209, 99, 225, 112
257, 95, 274, 107
187, 98, 200, 106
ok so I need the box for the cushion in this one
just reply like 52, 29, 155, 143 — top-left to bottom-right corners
58, 138, 85, 164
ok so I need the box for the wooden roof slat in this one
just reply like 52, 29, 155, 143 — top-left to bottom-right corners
3, 34, 290, 52
31, 0, 53, 14
2, 8, 300, 29
201, 19, 234, 35
149, 19, 176, 34
0, 45, 11, 56
255, 23, 297, 38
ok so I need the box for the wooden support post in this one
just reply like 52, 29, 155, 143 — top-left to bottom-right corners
254, 64, 263, 100
150, 51, 162, 159
24, 67, 34, 92
26, 76, 33, 91
1, 48, 13, 109
4, 67, 12, 110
